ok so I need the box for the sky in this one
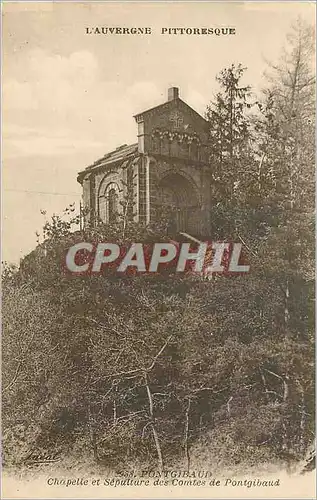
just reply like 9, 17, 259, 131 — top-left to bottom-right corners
2, 1, 315, 263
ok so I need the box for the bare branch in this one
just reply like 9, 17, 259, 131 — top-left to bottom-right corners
144, 372, 164, 472
147, 335, 173, 371
184, 398, 191, 472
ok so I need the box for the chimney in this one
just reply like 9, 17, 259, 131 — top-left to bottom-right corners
168, 87, 179, 101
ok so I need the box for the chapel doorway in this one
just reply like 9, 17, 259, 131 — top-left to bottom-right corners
157, 173, 200, 234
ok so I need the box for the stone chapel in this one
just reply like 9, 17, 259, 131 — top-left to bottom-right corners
77, 87, 213, 237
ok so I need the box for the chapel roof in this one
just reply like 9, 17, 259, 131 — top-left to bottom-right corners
77, 87, 208, 185
77, 143, 138, 183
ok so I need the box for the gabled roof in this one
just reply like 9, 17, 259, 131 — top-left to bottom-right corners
134, 97, 208, 127
77, 143, 138, 183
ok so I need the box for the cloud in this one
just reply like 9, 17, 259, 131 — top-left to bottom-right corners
3, 49, 99, 111
4, 48, 163, 159
3, 124, 105, 159
4, 135, 106, 159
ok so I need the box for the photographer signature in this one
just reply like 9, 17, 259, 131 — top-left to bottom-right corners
25, 452, 61, 464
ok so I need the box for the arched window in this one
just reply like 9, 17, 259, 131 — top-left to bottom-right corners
98, 180, 120, 224
107, 187, 118, 223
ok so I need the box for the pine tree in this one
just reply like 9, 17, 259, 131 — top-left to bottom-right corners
206, 63, 253, 164
205, 64, 259, 240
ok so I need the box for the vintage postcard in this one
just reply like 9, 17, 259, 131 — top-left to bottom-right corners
2, 1, 316, 498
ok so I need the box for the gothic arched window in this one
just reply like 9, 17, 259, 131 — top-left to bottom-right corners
107, 187, 118, 223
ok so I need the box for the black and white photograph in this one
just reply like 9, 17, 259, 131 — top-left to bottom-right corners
2, 1, 316, 498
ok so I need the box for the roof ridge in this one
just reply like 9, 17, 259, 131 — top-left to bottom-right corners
134, 98, 207, 124
91, 142, 138, 165
77, 143, 139, 180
